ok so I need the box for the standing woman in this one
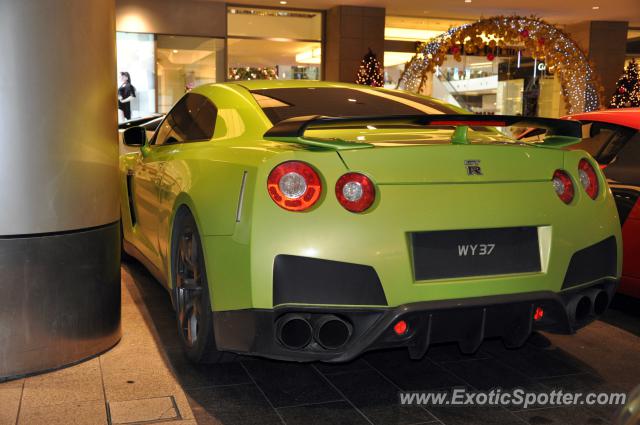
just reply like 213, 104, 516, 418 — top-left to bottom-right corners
118, 72, 136, 120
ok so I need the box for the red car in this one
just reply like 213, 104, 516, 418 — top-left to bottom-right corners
565, 109, 640, 298
524, 109, 640, 297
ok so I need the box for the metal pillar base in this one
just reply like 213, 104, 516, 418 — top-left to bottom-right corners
0, 222, 121, 380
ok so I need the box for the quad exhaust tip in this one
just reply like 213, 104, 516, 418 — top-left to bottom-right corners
592, 290, 609, 316
276, 314, 312, 350
574, 296, 592, 322
566, 289, 610, 323
314, 315, 352, 350
276, 314, 353, 350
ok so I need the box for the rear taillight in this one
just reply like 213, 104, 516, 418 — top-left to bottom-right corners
335, 172, 376, 212
552, 170, 574, 204
578, 158, 599, 200
267, 161, 322, 211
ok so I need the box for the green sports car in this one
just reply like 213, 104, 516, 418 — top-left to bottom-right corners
120, 80, 621, 363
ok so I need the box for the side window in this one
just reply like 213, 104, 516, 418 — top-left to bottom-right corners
153, 93, 217, 146
192, 100, 217, 140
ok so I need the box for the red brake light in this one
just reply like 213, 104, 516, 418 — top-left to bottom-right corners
552, 170, 574, 204
335, 172, 376, 213
267, 161, 322, 211
578, 159, 599, 200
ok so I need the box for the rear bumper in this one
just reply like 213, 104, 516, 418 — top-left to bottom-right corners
213, 278, 618, 363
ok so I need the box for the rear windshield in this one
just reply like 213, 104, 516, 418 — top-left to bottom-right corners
250, 87, 460, 124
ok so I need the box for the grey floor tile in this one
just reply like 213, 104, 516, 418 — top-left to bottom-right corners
425, 343, 492, 363
515, 406, 610, 424
326, 369, 437, 425
364, 349, 465, 391
538, 372, 607, 392
166, 348, 251, 389
482, 340, 584, 379
187, 383, 282, 425
440, 358, 545, 392
426, 405, 525, 425
313, 358, 373, 375
278, 400, 370, 425
241, 359, 341, 408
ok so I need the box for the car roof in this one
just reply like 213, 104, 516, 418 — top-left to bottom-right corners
225, 80, 382, 91
564, 108, 640, 130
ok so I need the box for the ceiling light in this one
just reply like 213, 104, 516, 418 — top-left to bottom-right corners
295, 47, 322, 64
348, 98, 357, 102
280, 1, 287, 4
172, 49, 178, 53
465, 0, 472, 3
592, 5, 600, 9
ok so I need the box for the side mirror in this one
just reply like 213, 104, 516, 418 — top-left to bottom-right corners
123, 126, 147, 147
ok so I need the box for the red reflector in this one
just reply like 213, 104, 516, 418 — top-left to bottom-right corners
393, 320, 408, 335
430, 120, 507, 127
534, 307, 544, 321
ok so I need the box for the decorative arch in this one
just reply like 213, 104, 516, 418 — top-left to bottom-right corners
396, 16, 604, 113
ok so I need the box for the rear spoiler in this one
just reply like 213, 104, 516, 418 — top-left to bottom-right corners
263, 114, 582, 150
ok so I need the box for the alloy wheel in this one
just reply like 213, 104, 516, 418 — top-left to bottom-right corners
175, 226, 204, 347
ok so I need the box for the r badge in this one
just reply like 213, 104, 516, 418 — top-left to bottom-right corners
464, 160, 483, 176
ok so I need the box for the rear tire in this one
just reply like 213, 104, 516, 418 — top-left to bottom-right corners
172, 209, 228, 364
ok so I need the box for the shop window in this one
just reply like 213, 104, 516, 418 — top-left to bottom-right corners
116, 32, 156, 121
156, 36, 225, 113
227, 7, 322, 81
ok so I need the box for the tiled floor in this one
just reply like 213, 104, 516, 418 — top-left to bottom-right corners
1, 261, 639, 425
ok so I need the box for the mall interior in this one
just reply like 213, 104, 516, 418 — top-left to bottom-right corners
1, 0, 640, 424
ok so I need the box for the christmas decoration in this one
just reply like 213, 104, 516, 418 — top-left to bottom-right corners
609, 60, 640, 108
396, 16, 605, 113
355, 49, 384, 87
228, 66, 278, 81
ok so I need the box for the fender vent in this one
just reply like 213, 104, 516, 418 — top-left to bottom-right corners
126, 173, 137, 226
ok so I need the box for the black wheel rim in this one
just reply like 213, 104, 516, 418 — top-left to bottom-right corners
176, 225, 204, 347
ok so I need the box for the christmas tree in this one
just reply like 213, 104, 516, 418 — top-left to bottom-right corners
609, 60, 640, 108
355, 49, 384, 87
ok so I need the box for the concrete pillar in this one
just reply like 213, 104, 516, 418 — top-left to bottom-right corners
566, 21, 629, 103
325, 6, 385, 83
0, 0, 121, 379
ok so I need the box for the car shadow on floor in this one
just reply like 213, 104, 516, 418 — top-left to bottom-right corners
123, 260, 631, 425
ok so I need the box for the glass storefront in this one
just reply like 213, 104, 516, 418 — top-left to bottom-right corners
156, 36, 224, 113
116, 32, 156, 121
227, 7, 322, 81
115, 6, 324, 117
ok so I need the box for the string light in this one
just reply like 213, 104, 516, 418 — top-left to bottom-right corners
610, 59, 640, 108
355, 49, 384, 87
396, 16, 605, 113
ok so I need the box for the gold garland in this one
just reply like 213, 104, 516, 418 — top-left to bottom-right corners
397, 16, 605, 113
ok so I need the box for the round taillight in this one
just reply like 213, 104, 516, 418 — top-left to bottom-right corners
552, 170, 574, 204
335, 172, 376, 212
267, 161, 322, 211
578, 158, 599, 200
